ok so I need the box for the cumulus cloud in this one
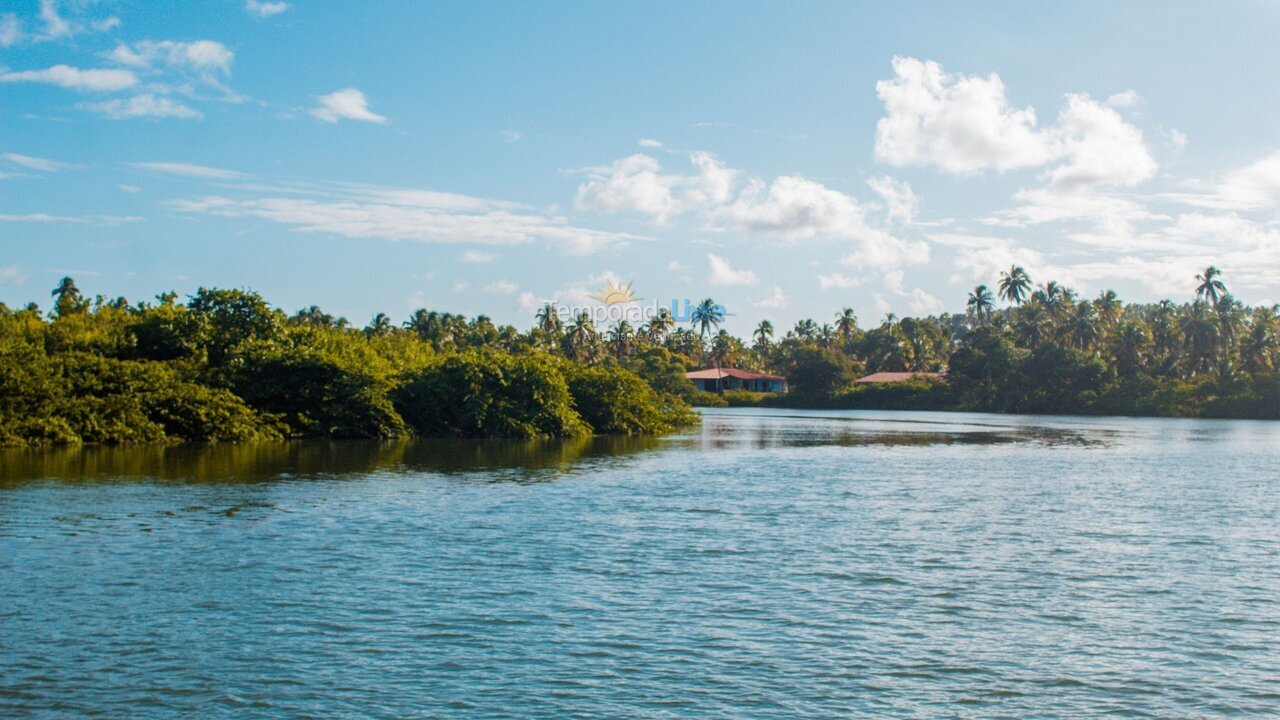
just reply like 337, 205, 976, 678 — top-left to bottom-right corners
1167, 151, 1280, 211
638, 138, 663, 148
312, 88, 387, 124
574, 152, 735, 222
246, 0, 290, 18
706, 253, 757, 286
867, 175, 917, 224
81, 93, 202, 120
460, 250, 495, 263
0, 64, 137, 92
39, 0, 70, 39
875, 56, 1055, 174
817, 272, 860, 289
884, 269, 944, 315
752, 286, 790, 309
485, 280, 519, 295
874, 56, 1154, 190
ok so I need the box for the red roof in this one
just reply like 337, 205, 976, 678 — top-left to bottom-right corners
855, 371, 945, 383
685, 368, 785, 381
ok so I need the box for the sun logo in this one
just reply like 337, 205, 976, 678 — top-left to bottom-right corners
589, 279, 641, 305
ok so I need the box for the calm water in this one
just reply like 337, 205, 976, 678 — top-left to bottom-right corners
3, 409, 1279, 719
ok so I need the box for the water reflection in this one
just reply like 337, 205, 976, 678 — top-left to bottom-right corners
0, 434, 665, 488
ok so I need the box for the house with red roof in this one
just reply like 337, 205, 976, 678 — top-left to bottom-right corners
685, 368, 787, 393
854, 371, 945, 384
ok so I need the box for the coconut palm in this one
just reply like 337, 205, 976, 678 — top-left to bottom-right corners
642, 307, 675, 344
998, 266, 1032, 305
1195, 266, 1227, 305
535, 303, 562, 336
1095, 290, 1122, 328
1110, 321, 1151, 376
364, 312, 393, 338
1179, 301, 1219, 376
1014, 300, 1050, 348
793, 318, 818, 340
753, 320, 774, 350
835, 308, 859, 344
967, 285, 996, 326
606, 320, 636, 358
1064, 301, 1099, 351
690, 298, 724, 340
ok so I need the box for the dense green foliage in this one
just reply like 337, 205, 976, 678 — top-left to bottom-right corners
3, 264, 1277, 447
0, 280, 696, 447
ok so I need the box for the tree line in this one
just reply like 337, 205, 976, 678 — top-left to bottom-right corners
2, 264, 1277, 446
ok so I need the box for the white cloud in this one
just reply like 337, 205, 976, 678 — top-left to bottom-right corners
460, 250, 495, 263
875, 56, 1055, 174
118, 184, 140, 193
817, 272, 860, 289
108, 40, 234, 75
706, 253, 757, 286
39, 0, 70, 39
499, 130, 522, 142
81, 93, 202, 120
752, 286, 790, 309
0, 212, 139, 225
1168, 151, 1280, 211
575, 151, 736, 222
1045, 94, 1155, 191
1105, 90, 1141, 109
666, 260, 690, 273
3, 153, 75, 172
170, 180, 638, 255
453, 281, 470, 293
884, 269, 944, 315
246, 0, 290, 18
0, 265, 29, 284
312, 88, 387, 124
867, 175, 917, 224
485, 280, 519, 295
0, 65, 137, 92
874, 57, 1154, 190
638, 138, 663, 148
0, 14, 20, 47
929, 232, 1060, 286
131, 161, 245, 179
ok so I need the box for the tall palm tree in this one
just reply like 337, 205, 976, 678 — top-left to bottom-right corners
1014, 300, 1049, 348
535, 303, 562, 335
1179, 301, 1219, 376
998, 266, 1032, 305
690, 298, 724, 340
1195, 266, 1227, 305
1095, 290, 1122, 328
562, 312, 599, 362
606, 320, 635, 358
967, 285, 995, 326
753, 319, 774, 350
1110, 321, 1150, 376
1065, 301, 1099, 351
642, 307, 675, 344
364, 312, 392, 338
835, 308, 858, 344
793, 318, 818, 340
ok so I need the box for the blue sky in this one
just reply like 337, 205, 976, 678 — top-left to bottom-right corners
2, 0, 1279, 333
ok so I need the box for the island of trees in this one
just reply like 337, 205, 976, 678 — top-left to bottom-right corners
1, 266, 1276, 446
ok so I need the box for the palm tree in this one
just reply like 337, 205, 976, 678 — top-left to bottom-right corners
562, 312, 599, 362
998, 266, 1032, 305
1179, 301, 1219, 376
51, 276, 87, 316
753, 320, 774, 350
793, 318, 818, 340
967, 285, 995, 326
690, 298, 724, 340
835, 308, 858, 344
1095, 290, 1122, 328
535, 303, 562, 335
364, 312, 392, 338
709, 330, 741, 368
1065, 301, 1099, 351
606, 320, 635, 358
1110, 321, 1150, 376
642, 307, 675, 344
817, 323, 835, 348
1014, 300, 1049, 348
1195, 266, 1227, 305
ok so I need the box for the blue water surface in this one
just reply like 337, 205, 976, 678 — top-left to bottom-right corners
3, 408, 1279, 718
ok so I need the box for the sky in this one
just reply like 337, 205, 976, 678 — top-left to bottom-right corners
2, 0, 1279, 334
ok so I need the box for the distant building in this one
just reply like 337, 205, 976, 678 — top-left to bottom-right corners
686, 368, 787, 393
855, 371, 945, 384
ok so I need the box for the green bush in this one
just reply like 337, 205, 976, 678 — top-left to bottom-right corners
394, 351, 590, 438
563, 363, 698, 434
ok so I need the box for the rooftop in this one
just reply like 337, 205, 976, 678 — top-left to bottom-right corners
685, 368, 786, 381
855, 371, 946, 384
